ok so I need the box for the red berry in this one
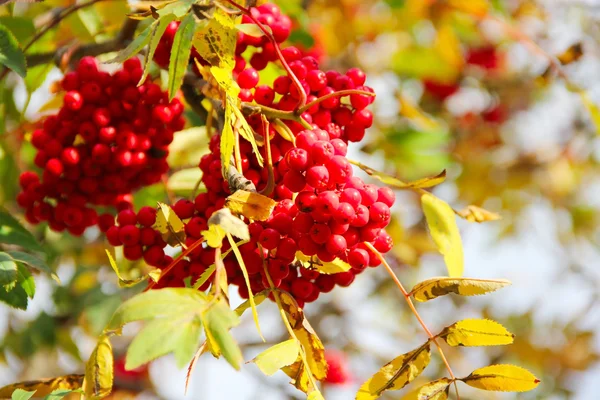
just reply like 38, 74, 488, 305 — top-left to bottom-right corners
305, 166, 329, 189
64, 91, 83, 111
119, 225, 140, 246
137, 206, 157, 227
117, 209, 137, 226
238, 68, 260, 89
259, 228, 280, 250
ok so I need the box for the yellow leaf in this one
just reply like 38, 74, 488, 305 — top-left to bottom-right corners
455, 205, 501, 223
462, 364, 540, 392
282, 358, 315, 394
105, 250, 160, 288
193, 8, 238, 70
226, 190, 277, 221
83, 334, 113, 399
279, 292, 327, 381
447, 0, 489, 17
39, 92, 64, 112
227, 234, 263, 341
356, 343, 431, 400
0, 375, 84, 398
236, 23, 268, 37
307, 390, 325, 400
154, 202, 186, 247
202, 224, 226, 248
234, 290, 269, 316
410, 277, 511, 302
414, 378, 452, 400
440, 319, 514, 347
207, 208, 250, 241
352, 161, 446, 189
251, 339, 301, 376
232, 105, 264, 167
421, 193, 463, 277
295, 252, 351, 275
580, 91, 600, 134
557, 43, 583, 65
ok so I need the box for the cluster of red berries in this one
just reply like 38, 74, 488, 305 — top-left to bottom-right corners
17, 57, 185, 235
324, 350, 352, 385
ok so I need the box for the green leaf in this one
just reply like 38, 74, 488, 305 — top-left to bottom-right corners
168, 12, 196, 100
108, 288, 208, 330
0, 252, 18, 287
0, 17, 35, 44
0, 23, 26, 78
24, 63, 54, 94
16, 263, 35, 299
203, 300, 243, 370
0, 281, 28, 310
126, 315, 203, 370
0, 208, 44, 252
11, 389, 35, 400
140, 13, 178, 85
6, 251, 58, 282
251, 339, 300, 376
107, 21, 154, 64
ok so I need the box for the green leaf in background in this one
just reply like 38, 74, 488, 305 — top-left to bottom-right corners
43, 389, 83, 400
24, 63, 54, 95
15, 263, 35, 299
168, 12, 196, 100
6, 251, 58, 282
0, 279, 28, 310
0, 208, 44, 252
168, 168, 203, 196
0, 252, 18, 287
107, 21, 154, 64
0, 17, 35, 44
140, 13, 178, 85
203, 300, 243, 370
0, 23, 26, 78
10, 389, 35, 400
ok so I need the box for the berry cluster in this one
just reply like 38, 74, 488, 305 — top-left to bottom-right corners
141, 3, 391, 307
17, 57, 184, 235
324, 350, 352, 385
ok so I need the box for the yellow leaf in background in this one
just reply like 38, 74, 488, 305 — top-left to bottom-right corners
580, 91, 600, 134
351, 161, 446, 190
440, 319, 514, 347
421, 193, 464, 277
410, 277, 511, 302
557, 42, 584, 65
295, 252, 351, 274
356, 343, 431, 400
455, 205, 501, 223
83, 334, 113, 400
447, 0, 489, 17
202, 224, 226, 248
226, 190, 276, 221
167, 127, 209, 168
39, 92, 64, 112
398, 94, 439, 131
207, 208, 250, 241
434, 24, 463, 78
462, 364, 540, 392
154, 202, 186, 247
232, 105, 264, 167
220, 119, 235, 179
0, 375, 84, 398
105, 250, 160, 288
251, 339, 301, 376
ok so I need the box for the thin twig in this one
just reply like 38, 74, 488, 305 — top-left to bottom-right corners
297, 89, 375, 114
365, 242, 461, 400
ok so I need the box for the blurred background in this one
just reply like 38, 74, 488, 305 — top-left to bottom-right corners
2, 0, 600, 399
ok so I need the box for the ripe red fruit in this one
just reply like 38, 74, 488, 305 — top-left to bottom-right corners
64, 91, 83, 111
238, 68, 260, 89
291, 278, 315, 300
119, 225, 140, 246
305, 166, 329, 189
117, 209, 137, 226
137, 206, 157, 227
259, 228, 281, 250
324, 350, 352, 385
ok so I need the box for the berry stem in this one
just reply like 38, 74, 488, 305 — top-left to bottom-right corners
259, 115, 275, 197
365, 242, 460, 400
222, 0, 307, 108
145, 237, 205, 290
297, 89, 375, 114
